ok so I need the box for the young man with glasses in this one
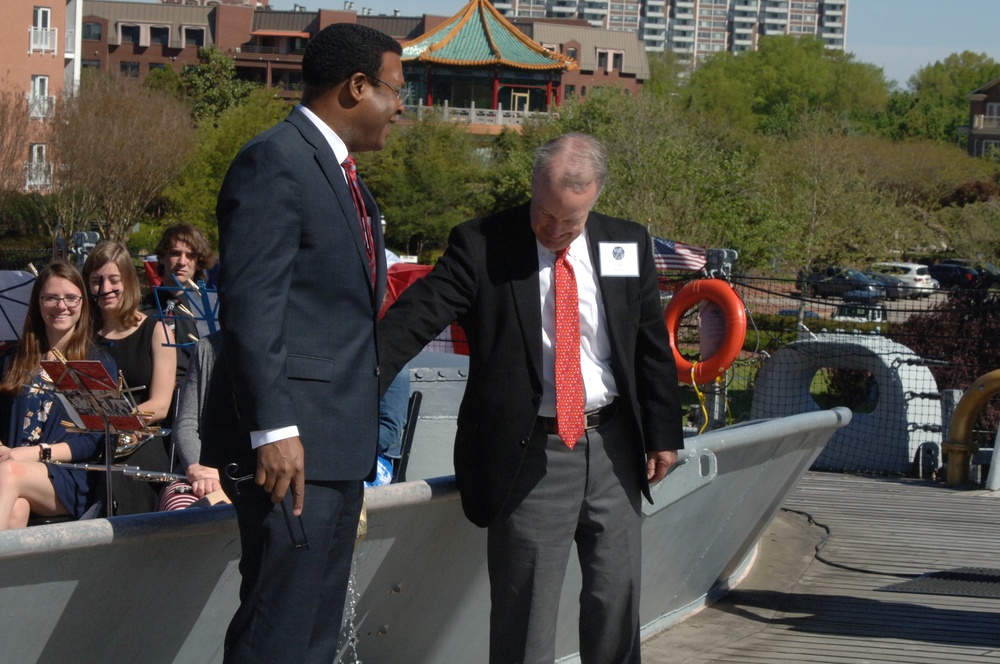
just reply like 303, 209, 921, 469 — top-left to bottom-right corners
213, 23, 404, 664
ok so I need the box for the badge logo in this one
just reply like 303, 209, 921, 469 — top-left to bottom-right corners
612, 246, 625, 260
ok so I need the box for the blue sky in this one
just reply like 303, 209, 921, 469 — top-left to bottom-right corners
267, 0, 998, 89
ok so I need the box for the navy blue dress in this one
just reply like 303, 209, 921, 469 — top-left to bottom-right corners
0, 347, 116, 518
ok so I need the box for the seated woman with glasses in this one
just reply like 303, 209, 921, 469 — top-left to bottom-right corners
0, 261, 116, 529
84, 242, 177, 515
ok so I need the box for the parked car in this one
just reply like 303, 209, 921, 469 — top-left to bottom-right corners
832, 303, 888, 323
799, 267, 886, 302
863, 271, 905, 301
927, 263, 982, 290
777, 308, 820, 319
939, 258, 1000, 288
868, 262, 939, 298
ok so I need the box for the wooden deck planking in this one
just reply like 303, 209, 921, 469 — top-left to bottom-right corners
642, 471, 1000, 662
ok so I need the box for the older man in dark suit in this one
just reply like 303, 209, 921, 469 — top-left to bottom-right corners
214, 23, 404, 663
379, 133, 685, 663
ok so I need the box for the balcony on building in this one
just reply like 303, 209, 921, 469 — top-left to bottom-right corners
972, 114, 1000, 134
551, 5, 577, 15
26, 94, 55, 119
64, 29, 75, 55
239, 31, 309, 56
582, 3, 608, 15
25, 162, 53, 189
671, 31, 695, 43
29, 27, 58, 53
764, 13, 788, 25
675, 0, 695, 7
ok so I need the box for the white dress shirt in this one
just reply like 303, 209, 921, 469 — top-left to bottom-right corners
536, 230, 618, 418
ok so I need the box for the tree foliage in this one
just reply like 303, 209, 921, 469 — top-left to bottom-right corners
181, 46, 258, 123
0, 81, 35, 207
684, 36, 889, 136
51, 71, 195, 244
162, 88, 288, 246
360, 114, 496, 257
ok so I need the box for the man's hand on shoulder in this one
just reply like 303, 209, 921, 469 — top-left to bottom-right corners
646, 449, 678, 485
256, 436, 306, 515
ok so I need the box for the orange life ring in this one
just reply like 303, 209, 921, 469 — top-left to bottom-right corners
663, 279, 747, 385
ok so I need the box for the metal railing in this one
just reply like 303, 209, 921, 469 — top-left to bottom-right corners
404, 101, 556, 127
26, 94, 55, 120
24, 162, 53, 189
972, 115, 1000, 131
29, 27, 58, 53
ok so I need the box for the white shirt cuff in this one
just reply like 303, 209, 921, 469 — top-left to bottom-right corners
250, 426, 300, 449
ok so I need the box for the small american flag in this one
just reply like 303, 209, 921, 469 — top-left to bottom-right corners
653, 237, 707, 271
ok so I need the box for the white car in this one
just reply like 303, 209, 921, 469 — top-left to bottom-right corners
869, 262, 939, 298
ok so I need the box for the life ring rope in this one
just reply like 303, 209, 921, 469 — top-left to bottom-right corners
664, 278, 748, 385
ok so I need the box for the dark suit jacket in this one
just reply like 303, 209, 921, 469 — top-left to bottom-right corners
214, 108, 386, 481
379, 203, 683, 527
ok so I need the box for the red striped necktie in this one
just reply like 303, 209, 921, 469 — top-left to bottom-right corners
342, 155, 376, 284
554, 247, 585, 448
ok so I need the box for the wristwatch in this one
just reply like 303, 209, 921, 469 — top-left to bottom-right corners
38, 443, 52, 462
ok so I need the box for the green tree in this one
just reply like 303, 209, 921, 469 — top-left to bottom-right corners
361, 115, 495, 257
181, 46, 258, 123
162, 88, 289, 245
684, 36, 889, 137
901, 51, 1000, 143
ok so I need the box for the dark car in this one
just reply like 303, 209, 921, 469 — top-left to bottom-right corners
800, 267, 886, 301
927, 263, 981, 290
777, 308, 820, 319
939, 258, 999, 288
863, 271, 905, 300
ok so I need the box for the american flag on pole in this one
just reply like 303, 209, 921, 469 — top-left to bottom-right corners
653, 237, 707, 271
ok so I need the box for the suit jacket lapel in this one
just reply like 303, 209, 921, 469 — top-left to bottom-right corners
586, 215, 629, 352
508, 211, 543, 388
286, 110, 378, 302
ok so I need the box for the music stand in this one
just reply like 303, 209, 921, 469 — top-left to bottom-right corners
41, 353, 166, 515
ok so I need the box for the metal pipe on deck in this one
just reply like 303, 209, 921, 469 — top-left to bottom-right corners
943, 368, 1000, 485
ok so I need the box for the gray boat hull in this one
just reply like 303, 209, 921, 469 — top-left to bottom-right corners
0, 407, 848, 663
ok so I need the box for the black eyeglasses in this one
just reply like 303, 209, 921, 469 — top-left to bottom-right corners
368, 75, 410, 104
40, 294, 83, 308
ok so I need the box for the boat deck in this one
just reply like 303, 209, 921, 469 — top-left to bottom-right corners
643, 471, 1000, 663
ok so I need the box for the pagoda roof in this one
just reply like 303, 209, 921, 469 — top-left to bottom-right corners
401, 0, 577, 72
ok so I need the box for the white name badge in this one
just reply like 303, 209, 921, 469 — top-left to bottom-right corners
598, 242, 640, 277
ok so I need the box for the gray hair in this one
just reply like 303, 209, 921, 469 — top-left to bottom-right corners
531, 133, 608, 197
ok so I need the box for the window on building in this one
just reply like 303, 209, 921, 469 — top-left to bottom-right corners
565, 84, 576, 96
184, 27, 205, 47
82, 59, 100, 69
28, 75, 51, 119
597, 50, 608, 70
567, 47, 578, 60
26, 143, 50, 188
120, 25, 140, 44
150, 26, 169, 46
33, 7, 51, 29
149, 63, 166, 71
82, 22, 102, 41
612, 52, 623, 70
120, 61, 140, 78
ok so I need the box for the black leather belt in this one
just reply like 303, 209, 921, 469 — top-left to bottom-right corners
535, 398, 619, 435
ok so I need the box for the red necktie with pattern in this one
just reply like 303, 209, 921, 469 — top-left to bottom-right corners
554, 247, 585, 448
342, 156, 376, 284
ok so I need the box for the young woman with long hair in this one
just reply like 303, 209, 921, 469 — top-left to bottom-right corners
83, 241, 176, 514
0, 262, 114, 529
